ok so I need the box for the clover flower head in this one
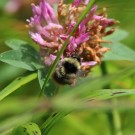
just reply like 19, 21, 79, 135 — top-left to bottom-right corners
27, 0, 117, 76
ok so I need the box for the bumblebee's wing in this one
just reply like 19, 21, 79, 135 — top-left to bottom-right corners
77, 69, 90, 77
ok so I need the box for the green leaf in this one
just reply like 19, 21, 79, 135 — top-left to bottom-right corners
0, 50, 35, 71
37, 68, 52, 89
0, 73, 37, 101
44, 79, 59, 97
102, 29, 135, 62
38, 69, 58, 97
103, 29, 129, 42
12, 122, 41, 135
0, 42, 43, 71
41, 0, 96, 97
103, 42, 135, 61
5, 39, 28, 50
5, 39, 41, 61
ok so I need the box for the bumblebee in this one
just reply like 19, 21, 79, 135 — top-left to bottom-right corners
53, 56, 81, 86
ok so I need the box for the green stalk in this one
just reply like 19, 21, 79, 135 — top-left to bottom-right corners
40, 0, 95, 97
112, 99, 122, 135
100, 62, 122, 135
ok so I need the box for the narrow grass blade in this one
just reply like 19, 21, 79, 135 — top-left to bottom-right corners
52, 89, 135, 110
41, 112, 69, 135
84, 89, 135, 100
0, 73, 37, 101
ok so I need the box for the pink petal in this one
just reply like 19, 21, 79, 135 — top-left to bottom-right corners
82, 5, 98, 24
32, 4, 41, 15
67, 37, 77, 52
43, 23, 63, 30
84, 0, 90, 5
44, 54, 56, 66
60, 35, 68, 40
72, 0, 90, 7
81, 61, 97, 66
30, 32, 59, 47
41, 0, 58, 24
30, 32, 45, 45
79, 22, 86, 34
72, 0, 82, 7
75, 33, 90, 44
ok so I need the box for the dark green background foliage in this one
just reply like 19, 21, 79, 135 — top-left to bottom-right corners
0, 0, 135, 135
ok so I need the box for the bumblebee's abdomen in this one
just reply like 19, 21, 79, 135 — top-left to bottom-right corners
53, 72, 76, 85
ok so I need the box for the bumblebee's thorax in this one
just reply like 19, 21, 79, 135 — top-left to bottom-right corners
63, 60, 79, 74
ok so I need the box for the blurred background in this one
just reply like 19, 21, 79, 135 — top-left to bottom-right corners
0, 0, 135, 135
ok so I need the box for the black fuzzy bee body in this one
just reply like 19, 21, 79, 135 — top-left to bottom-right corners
53, 57, 81, 86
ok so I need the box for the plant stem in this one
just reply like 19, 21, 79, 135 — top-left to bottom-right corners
100, 62, 122, 135
112, 99, 122, 135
